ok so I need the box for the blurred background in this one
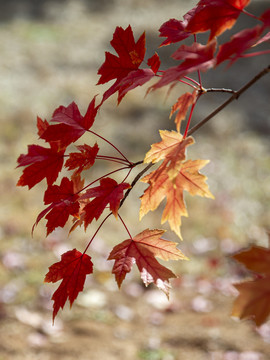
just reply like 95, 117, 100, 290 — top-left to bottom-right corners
0, 0, 269, 359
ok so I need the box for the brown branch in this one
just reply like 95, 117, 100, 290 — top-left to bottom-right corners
187, 64, 270, 136
119, 163, 154, 208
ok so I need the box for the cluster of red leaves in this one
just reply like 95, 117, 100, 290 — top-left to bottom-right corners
16, 0, 270, 322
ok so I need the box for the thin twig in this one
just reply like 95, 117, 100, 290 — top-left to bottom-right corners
187, 64, 270, 136
119, 163, 154, 208
203, 88, 237, 94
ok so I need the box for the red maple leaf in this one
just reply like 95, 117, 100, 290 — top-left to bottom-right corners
33, 177, 80, 235
97, 25, 146, 102
17, 144, 65, 189
40, 98, 98, 148
108, 229, 188, 295
81, 178, 131, 229
216, 25, 265, 65
150, 40, 216, 91
117, 53, 161, 103
65, 143, 99, 175
36, 116, 49, 138
44, 249, 93, 322
186, 0, 251, 41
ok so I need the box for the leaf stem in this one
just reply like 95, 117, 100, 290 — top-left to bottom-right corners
183, 95, 200, 139
119, 163, 154, 209
77, 166, 131, 194
194, 34, 203, 90
187, 64, 270, 136
83, 213, 112, 254
89, 130, 132, 165
96, 155, 130, 165
118, 213, 133, 239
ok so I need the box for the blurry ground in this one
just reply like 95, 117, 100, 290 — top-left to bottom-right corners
0, 0, 270, 359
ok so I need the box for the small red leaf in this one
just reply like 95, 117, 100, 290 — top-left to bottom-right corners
44, 249, 93, 322
216, 25, 264, 66
150, 40, 216, 91
147, 53, 161, 74
34, 177, 80, 235
40, 98, 98, 147
117, 69, 155, 103
17, 144, 65, 189
82, 178, 130, 229
65, 143, 99, 175
159, 18, 191, 47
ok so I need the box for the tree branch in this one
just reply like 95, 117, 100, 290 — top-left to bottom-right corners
119, 163, 154, 208
187, 64, 270, 136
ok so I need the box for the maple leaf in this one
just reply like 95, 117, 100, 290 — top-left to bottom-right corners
140, 160, 214, 239
117, 53, 161, 103
108, 229, 188, 295
33, 177, 80, 236
36, 116, 49, 138
65, 143, 99, 175
150, 40, 216, 91
232, 246, 270, 275
117, 69, 156, 104
44, 248, 93, 322
186, 0, 250, 41
170, 91, 198, 132
97, 25, 146, 102
40, 98, 98, 148
81, 178, 131, 229
144, 130, 194, 180
216, 25, 264, 66
232, 277, 270, 326
159, 19, 191, 47
232, 246, 270, 326
17, 144, 65, 189
260, 8, 270, 28
147, 53, 161, 74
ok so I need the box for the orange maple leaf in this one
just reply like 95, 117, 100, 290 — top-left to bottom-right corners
140, 159, 214, 239
232, 245, 270, 326
144, 130, 194, 181
108, 229, 188, 296
170, 90, 197, 132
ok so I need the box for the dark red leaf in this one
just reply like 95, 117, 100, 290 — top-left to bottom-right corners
150, 40, 216, 91
33, 177, 80, 235
65, 143, 99, 175
147, 53, 161, 74
44, 249, 93, 322
40, 98, 98, 147
97, 25, 146, 102
159, 18, 191, 47
17, 144, 65, 189
82, 177, 130, 229
117, 69, 155, 103
216, 25, 264, 65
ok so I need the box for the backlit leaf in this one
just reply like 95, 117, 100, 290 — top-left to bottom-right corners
44, 249, 93, 322
17, 144, 65, 189
108, 229, 188, 295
